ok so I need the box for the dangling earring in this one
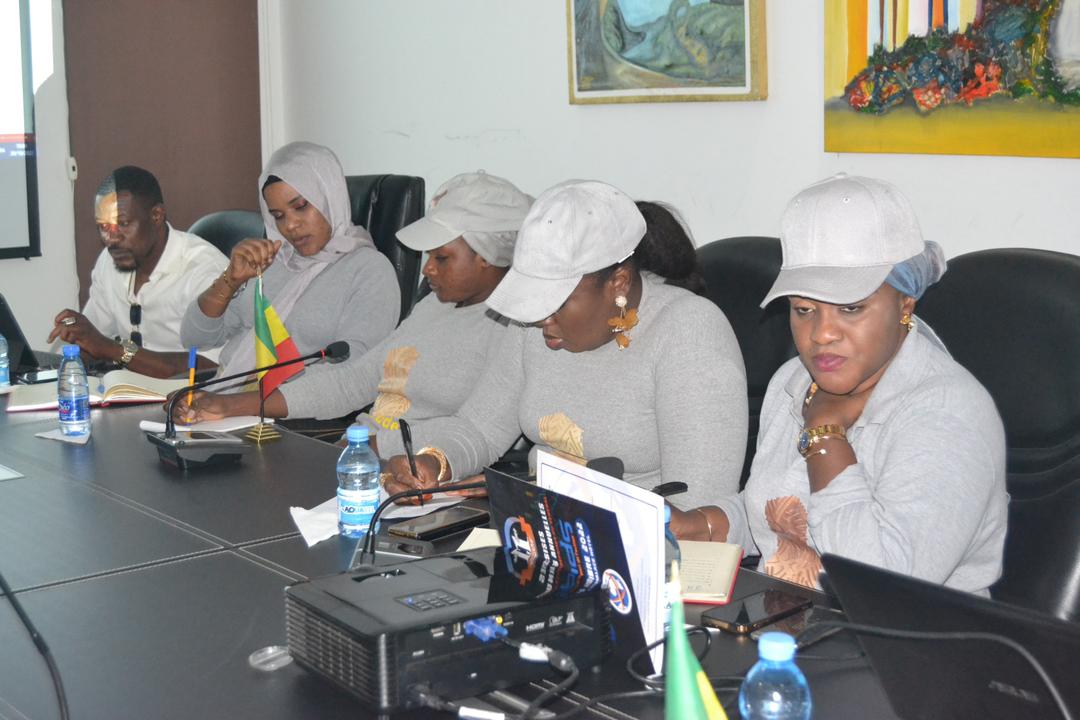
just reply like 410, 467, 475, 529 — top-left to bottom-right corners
608, 295, 639, 350
900, 313, 915, 333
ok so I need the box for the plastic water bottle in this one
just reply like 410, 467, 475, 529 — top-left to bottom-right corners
739, 632, 812, 720
57, 345, 91, 437
663, 505, 682, 625
664, 505, 681, 580
0, 331, 9, 387
337, 424, 381, 539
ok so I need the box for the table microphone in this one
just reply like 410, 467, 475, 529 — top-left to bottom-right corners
146, 341, 350, 470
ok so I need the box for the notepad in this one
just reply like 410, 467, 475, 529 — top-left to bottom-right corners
678, 540, 743, 605
6, 370, 188, 412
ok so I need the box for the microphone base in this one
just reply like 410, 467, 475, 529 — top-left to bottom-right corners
146, 431, 248, 472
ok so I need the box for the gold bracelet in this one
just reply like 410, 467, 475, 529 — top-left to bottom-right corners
214, 271, 244, 300
417, 446, 450, 484
694, 508, 715, 541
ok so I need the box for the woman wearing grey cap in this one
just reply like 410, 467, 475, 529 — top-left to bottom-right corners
680, 175, 1008, 596
383, 180, 748, 510
175, 171, 532, 444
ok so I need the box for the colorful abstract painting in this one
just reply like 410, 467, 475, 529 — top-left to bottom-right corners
567, 0, 767, 103
825, 0, 1080, 157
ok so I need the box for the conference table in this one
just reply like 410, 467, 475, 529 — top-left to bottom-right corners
0, 399, 898, 719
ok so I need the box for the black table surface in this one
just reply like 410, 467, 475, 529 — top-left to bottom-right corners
0, 400, 899, 719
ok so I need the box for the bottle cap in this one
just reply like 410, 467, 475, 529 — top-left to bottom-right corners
757, 631, 796, 662
346, 424, 369, 443
62, 345, 81, 358
664, 505, 672, 524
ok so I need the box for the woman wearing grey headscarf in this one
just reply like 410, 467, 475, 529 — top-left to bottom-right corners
674, 174, 1008, 598
182, 142, 399, 386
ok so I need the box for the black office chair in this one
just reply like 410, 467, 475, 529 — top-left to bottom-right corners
188, 210, 264, 257
346, 174, 425, 323
697, 236, 796, 488
917, 248, 1080, 621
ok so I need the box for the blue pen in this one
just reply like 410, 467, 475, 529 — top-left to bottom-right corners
186, 347, 197, 405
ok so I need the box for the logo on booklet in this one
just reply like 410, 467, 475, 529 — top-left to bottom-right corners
602, 568, 633, 615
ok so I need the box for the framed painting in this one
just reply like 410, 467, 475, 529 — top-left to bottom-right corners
825, 0, 1080, 158
567, 0, 767, 104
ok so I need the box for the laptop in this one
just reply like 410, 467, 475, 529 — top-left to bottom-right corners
822, 553, 1080, 720
0, 292, 62, 379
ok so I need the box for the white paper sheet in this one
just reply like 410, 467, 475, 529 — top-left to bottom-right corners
289, 491, 464, 547
139, 417, 271, 434
35, 428, 91, 445
0, 463, 24, 480
535, 450, 665, 669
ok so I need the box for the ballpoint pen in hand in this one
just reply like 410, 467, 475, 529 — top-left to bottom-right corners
398, 418, 422, 507
186, 346, 197, 406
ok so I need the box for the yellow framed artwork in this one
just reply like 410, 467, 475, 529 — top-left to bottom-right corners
567, 0, 767, 104
825, 0, 1080, 158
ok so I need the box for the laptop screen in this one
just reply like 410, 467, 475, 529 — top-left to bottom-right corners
821, 554, 1079, 720
0, 292, 40, 373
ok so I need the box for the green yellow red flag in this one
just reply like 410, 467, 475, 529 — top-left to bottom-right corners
253, 276, 302, 398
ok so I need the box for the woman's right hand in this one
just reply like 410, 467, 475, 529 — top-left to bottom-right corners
225, 238, 283, 286
384, 454, 442, 505
170, 390, 236, 425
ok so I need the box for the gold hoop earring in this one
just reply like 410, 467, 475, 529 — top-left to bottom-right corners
607, 295, 638, 349
900, 313, 915, 333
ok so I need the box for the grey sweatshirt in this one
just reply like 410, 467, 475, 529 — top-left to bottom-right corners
397, 273, 749, 509
180, 246, 399, 383
280, 292, 515, 428
715, 323, 1008, 595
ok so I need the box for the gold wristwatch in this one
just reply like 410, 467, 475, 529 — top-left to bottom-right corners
118, 338, 139, 366
797, 424, 846, 458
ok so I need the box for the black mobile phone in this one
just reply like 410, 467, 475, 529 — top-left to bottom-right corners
701, 589, 812, 635
148, 430, 246, 448
387, 506, 490, 541
19, 369, 59, 384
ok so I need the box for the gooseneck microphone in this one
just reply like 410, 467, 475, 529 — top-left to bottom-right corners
356, 481, 488, 566
162, 341, 349, 438
147, 341, 349, 470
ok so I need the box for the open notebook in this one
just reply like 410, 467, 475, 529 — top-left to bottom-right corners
678, 540, 743, 605
6, 370, 187, 412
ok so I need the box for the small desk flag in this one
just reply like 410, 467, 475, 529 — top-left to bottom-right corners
253, 276, 302, 398
665, 564, 728, 720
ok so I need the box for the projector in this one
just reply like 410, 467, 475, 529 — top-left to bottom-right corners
284, 550, 613, 715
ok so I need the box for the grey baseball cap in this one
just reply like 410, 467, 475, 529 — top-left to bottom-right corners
761, 173, 926, 307
396, 171, 532, 267
486, 180, 646, 323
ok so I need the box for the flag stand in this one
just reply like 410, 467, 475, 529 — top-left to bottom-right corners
246, 375, 280, 443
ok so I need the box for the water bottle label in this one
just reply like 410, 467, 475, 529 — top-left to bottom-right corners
338, 486, 380, 535
0, 364, 8, 385
58, 396, 91, 422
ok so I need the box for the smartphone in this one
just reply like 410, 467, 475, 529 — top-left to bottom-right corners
147, 430, 246, 448
701, 589, 812, 635
18, 369, 58, 384
387, 506, 490, 541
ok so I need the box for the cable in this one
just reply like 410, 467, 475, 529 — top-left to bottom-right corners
625, 624, 713, 689
0, 569, 69, 720
813, 620, 1074, 720
534, 689, 661, 720
520, 655, 578, 720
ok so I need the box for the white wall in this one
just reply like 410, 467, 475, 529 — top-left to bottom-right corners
262, 0, 1080, 257
0, 0, 77, 348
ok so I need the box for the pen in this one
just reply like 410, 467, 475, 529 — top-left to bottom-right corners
186, 347, 197, 406
399, 418, 422, 507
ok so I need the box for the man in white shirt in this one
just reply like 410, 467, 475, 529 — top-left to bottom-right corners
47, 166, 228, 378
